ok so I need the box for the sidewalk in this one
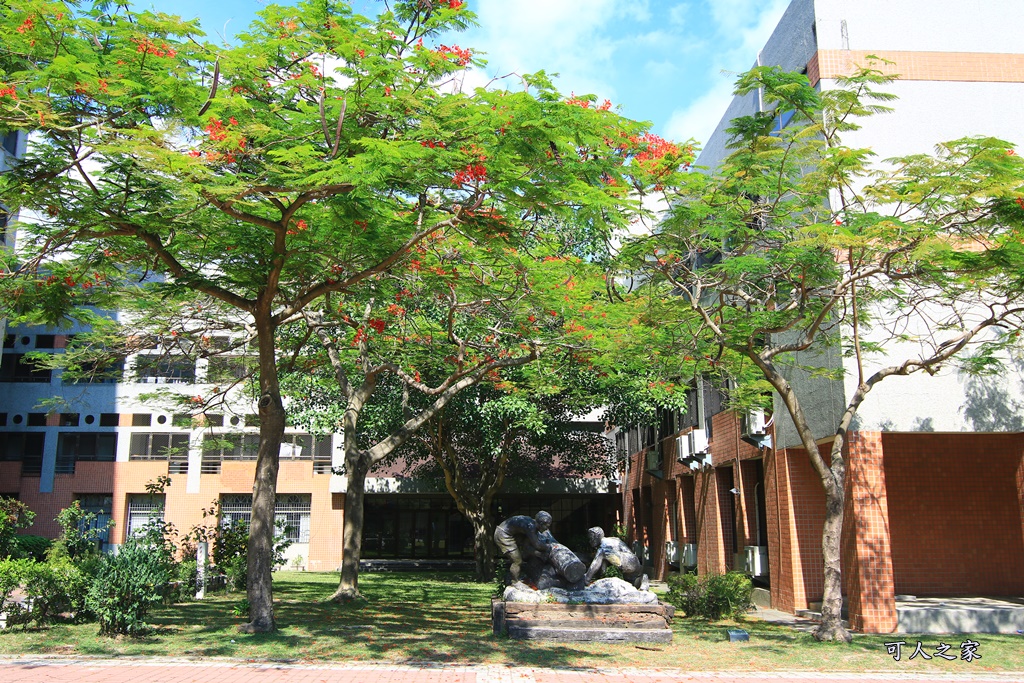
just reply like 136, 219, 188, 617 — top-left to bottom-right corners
1, 656, 1021, 683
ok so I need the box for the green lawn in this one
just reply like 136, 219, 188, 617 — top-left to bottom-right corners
1, 571, 1021, 672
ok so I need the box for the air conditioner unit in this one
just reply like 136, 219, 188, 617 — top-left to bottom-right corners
741, 409, 773, 448
688, 428, 709, 456
631, 541, 649, 564
665, 541, 680, 566
743, 409, 767, 436
675, 435, 691, 463
744, 545, 768, 577
681, 543, 698, 568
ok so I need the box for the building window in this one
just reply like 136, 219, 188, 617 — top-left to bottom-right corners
56, 433, 117, 473
313, 436, 334, 474
201, 433, 260, 473
129, 433, 189, 474
1, 131, 18, 156
206, 356, 253, 382
0, 432, 45, 476
276, 494, 311, 543
220, 494, 252, 526
77, 494, 112, 550
126, 494, 164, 537
219, 493, 310, 543
0, 353, 52, 383
63, 358, 125, 384
135, 355, 195, 384
201, 433, 329, 474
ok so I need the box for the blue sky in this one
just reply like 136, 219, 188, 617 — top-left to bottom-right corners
141, 0, 790, 147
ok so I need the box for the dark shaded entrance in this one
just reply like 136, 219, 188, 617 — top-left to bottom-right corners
362, 493, 618, 559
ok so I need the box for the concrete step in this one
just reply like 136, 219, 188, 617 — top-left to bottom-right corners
795, 609, 850, 629
897, 597, 1024, 634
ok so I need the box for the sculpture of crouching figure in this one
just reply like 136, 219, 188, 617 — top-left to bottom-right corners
493, 511, 553, 584
584, 526, 648, 590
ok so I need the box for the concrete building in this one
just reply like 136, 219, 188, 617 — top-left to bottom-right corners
0, 317, 617, 569
619, 0, 1024, 633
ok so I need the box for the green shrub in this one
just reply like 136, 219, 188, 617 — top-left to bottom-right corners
0, 557, 90, 627
14, 535, 51, 561
86, 538, 172, 636
171, 558, 199, 602
666, 571, 753, 620
0, 499, 35, 559
212, 518, 291, 592
48, 501, 111, 562
0, 558, 33, 628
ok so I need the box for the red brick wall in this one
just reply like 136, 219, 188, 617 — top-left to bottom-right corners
882, 432, 1024, 597
844, 431, 897, 633
766, 444, 829, 614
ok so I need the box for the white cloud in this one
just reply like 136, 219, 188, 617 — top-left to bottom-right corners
662, 0, 789, 144
462, 0, 631, 99
663, 78, 734, 146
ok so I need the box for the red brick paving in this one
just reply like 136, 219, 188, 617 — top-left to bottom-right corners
0, 658, 1020, 683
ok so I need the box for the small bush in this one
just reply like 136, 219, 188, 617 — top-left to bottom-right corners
0, 557, 90, 627
48, 501, 111, 562
231, 597, 250, 617
0, 499, 35, 559
14, 535, 51, 561
86, 536, 173, 636
666, 571, 753, 620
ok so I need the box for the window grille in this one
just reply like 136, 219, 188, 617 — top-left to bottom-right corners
220, 494, 252, 526
126, 494, 164, 536
275, 494, 311, 543
219, 493, 310, 543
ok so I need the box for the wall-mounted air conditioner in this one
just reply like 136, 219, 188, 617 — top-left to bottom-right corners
665, 541, 680, 566
632, 541, 649, 564
743, 409, 767, 436
675, 435, 691, 463
744, 545, 768, 577
741, 409, 773, 448
688, 428, 709, 456
681, 543, 698, 568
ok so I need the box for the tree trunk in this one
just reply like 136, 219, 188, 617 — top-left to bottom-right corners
240, 318, 285, 633
469, 511, 495, 582
332, 449, 369, 602
753, 354, 851, 642
815, 484, 851, 641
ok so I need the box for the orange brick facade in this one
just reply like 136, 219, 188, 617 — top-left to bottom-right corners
623, 417, 1024, 633
6, 460, 345, 571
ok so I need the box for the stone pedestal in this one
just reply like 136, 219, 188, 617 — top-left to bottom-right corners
493, 600, 674, 643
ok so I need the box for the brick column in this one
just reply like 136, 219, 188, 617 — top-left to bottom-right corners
844, 431, 897, 633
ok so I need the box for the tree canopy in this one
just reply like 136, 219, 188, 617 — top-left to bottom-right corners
0, 0, 689, 628
618, 64, 1024, 641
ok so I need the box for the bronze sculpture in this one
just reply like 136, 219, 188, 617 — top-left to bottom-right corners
584, 526, 647, 589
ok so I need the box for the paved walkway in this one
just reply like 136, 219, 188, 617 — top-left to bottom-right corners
0, 657, 1021, 683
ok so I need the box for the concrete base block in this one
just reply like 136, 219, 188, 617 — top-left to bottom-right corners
897, 597, 1024, 634
507, 625, 673, 643
495, 600, 674, 643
